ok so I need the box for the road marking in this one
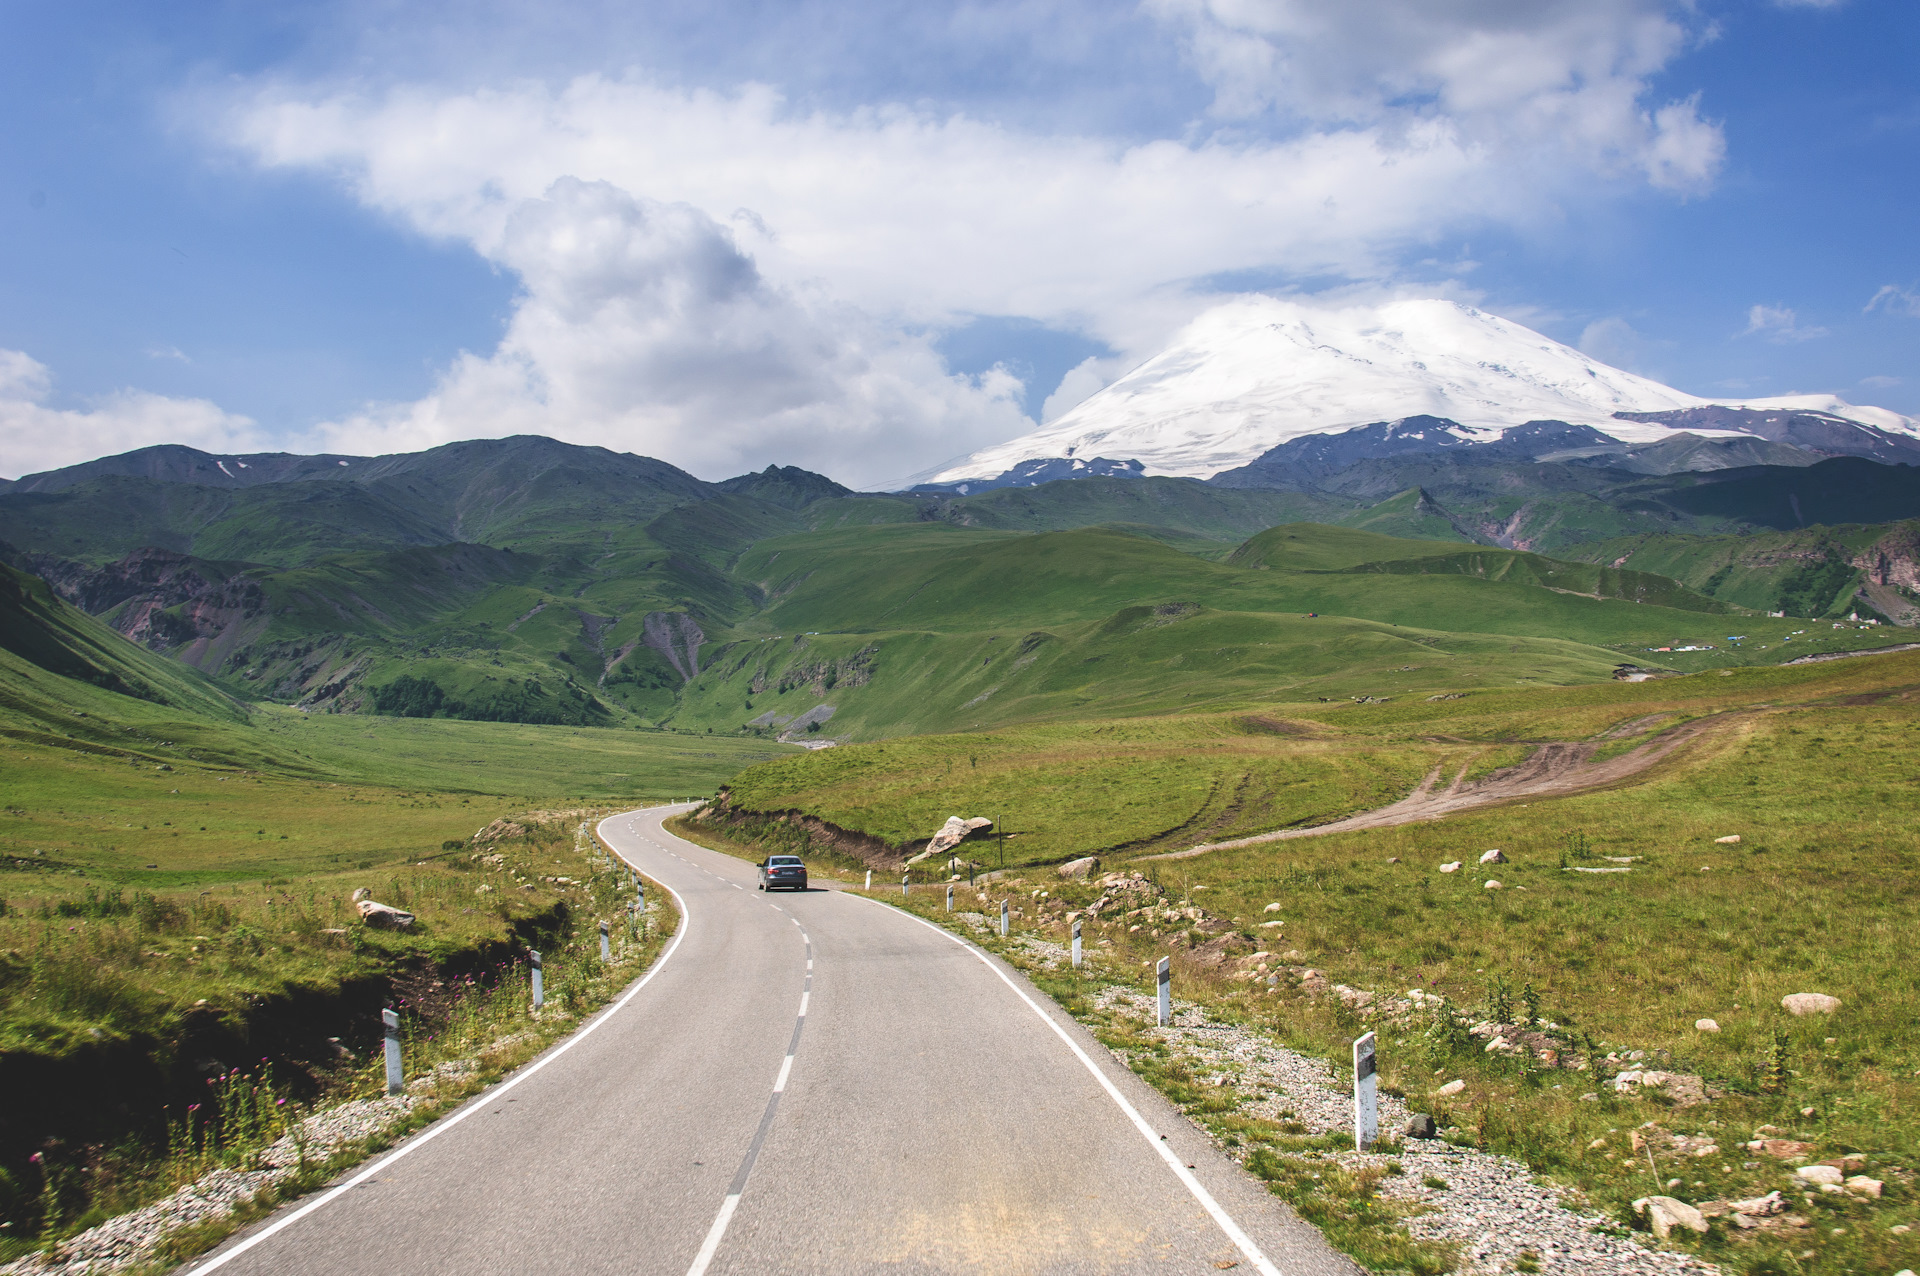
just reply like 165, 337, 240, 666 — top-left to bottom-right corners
685, 933, 812, 1276
187, 806, 696, 1275
872, 902, 1284, 1276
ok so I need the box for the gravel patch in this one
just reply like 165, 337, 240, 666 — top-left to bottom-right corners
1001, 931, 1718, 1276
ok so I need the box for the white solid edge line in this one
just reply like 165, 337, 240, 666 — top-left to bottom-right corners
873, 901, 1284, 1276
188, 805, 694, 1276
685, 1192, 741, 1276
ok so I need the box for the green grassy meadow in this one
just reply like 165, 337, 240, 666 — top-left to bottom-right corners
697, 648, 1920, 1275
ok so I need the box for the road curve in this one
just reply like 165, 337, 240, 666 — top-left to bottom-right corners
189, 804, 1358, 1276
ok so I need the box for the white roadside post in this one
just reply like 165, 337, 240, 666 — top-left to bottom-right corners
1353, 1031, 1379, 1151
902, 873, 910, 899
865, 870, 872, 891
945, 884, 953, 912
999, 899, 1009, 936
598, 919, 611, 962
1072, 919, 1083, 968
529, 949, 544, 1008
1156, 957, 1171, 1026
382, 1008, 402, 1096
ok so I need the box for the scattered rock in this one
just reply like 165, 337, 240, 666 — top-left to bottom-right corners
1713, 834, 1741, 844
1403, 1114, 1437, 1139
1057, 856, 1101, 879
1483, 880, 1502, 890
1749, 1139, 1815, 1159
1612, 1070, 1709, 1106
1794, 1164, 1844, 1186
1263, 902, 1282, 912
1385, 857, 1400, 864
1438, 861, 1461, 873
1695, 1018, 1720, 1032
1730, 1190, 1787, 1218
1436, 1079, 1466, 1096
1846, 1176, 1883, 1198
1479, 849, 1507, 864
1634, 1195, 1708, 1239
1782, 992, 1841, 1016
471, 818, 527, 843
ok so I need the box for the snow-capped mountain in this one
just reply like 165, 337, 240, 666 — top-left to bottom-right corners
924, 297, 1918, 485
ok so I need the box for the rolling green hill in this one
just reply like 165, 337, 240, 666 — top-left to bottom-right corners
9, 437, 1920, 742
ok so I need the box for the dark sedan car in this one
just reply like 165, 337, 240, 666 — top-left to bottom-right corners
758, 855, 808, 891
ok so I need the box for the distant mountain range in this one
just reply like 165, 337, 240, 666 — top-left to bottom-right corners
916, 297, 1920, 491
6, 427, 1920, 737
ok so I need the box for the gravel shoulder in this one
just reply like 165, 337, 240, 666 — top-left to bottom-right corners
989, 921, 1719, 1276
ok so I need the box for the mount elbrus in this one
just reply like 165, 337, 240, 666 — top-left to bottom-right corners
916, 297, 1919, 492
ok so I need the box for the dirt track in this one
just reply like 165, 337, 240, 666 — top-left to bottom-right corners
1142, 711, 1739, 861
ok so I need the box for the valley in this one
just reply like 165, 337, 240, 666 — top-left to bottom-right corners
3, 426, 1919, 1275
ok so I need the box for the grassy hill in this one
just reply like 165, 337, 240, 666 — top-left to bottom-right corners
695, 647, 1920, 1276
9, 438, 1920, 742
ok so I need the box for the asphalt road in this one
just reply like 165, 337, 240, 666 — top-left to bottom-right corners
191, 804, 1359, 1276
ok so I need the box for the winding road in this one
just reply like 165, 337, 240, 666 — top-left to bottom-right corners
188, 804, 1356, 1275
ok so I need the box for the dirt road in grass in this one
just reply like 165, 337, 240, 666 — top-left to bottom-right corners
1145, 711, 1742, 861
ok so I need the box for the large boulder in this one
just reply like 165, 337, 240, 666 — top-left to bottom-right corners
1057, 856, 1101, 879
1782, 992, 1841, 1016
351, 887, 416, 930
911, 816, 995, 862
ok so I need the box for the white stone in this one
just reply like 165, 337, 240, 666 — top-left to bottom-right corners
1795, 1164, 1844, 1185
1730, 1191, 1785, 1217
1264, 901, 1282, 912
1436, 1079, 1465, 1096
1782, 992, 1841, 1016
1635, 1196, 1708, 1239
1479, 849, 1507, 864
1695, 1018, 1720, 1032
1057, 856, 1101, 879
1846, 1176, 1883, 1198
1713, 834, 1741, 844
1483, 879, 1502, 889
355, 898, 416, 929
1438, 861, 1461, 873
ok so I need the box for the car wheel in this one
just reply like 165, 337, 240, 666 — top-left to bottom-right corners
757, 883, 764, 890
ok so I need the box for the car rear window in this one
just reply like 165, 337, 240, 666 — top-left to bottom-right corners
769, 857, 804, 866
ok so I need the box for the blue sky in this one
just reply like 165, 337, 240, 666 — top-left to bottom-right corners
0, 0, 1914, 484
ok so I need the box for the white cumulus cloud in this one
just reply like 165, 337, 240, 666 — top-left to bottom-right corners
162, 1, 1733, 480
1147, 0, 1725, 192
308, 178, 1031, 487
0, 350, 263, 480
